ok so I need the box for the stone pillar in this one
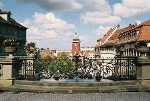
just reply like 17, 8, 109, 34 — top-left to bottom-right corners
137, 46, 150, 86
0, 56, 18, 85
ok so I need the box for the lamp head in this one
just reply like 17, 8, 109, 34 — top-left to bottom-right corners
74, 53, 80, 59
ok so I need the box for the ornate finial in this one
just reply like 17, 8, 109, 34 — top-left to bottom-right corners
74, 32, 79, 39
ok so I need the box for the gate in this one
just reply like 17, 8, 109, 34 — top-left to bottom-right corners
17, 57, 40, 81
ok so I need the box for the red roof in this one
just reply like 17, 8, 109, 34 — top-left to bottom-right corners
134, 20, 150, 41
100, 25, 120, 47
40, 49, 56, 59
95, 19, 150, 47
101, 28, 114, 43
116, 19, 150, 44
115, 24, 135, 45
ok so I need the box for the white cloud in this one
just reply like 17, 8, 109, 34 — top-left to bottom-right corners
93, 26, 111, 36
21, 12, 76, 49
113, 0, 150, 17
63, 31, 75, 41
81, 12, 121, 25
32, 13, 75, 30
16, 0, 122, 26
79, 36, 88, 42
79, 35, 95, 47
15, 0, 83, 11
79, 0, 121, 25
136, 20, 141, 25
0, 2, 4, 9
78, 0, 111, 12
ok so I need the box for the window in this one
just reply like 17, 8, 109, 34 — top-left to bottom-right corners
123, 34, 125, 41
134, 31, 137, 38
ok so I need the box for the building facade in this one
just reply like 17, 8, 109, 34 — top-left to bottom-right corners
0, 9, 27, 56
116, 20, 150, 57
81, 46, 95, 59
95, 25, 119, 60
95, 19, 150, 59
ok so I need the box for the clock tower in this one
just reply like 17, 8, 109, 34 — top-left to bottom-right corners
72, 32, 80, 56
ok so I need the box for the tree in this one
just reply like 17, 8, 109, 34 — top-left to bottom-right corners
48, 52, 75, 75
34, 55, 54, 73
35, 52, 76, 76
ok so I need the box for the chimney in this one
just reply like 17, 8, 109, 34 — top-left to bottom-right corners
117, 24, 120, 28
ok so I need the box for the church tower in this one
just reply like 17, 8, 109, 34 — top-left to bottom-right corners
72, 32, 80, 56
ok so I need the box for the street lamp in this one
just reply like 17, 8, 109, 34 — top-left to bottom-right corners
74, 53, 80, 82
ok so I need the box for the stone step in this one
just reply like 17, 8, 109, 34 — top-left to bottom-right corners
14, 80, 139, 87
1, 84, 150, 94
1, 80, 150, 94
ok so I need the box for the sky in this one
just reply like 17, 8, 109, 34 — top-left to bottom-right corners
1, 0, 150, 50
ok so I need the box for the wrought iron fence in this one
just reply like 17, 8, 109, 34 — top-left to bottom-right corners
96, 56, 138, 80
15, 56, 138, 81
16, 57, 40, 81
113, 56, 138, 80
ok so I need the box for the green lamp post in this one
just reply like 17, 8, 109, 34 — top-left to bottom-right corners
74, 53, 80, 82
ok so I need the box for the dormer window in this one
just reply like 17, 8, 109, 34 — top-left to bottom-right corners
0, 10, 11, 21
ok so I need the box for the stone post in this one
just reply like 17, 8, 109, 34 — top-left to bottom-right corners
0, 55, 18, 85
137, 46, 150, 86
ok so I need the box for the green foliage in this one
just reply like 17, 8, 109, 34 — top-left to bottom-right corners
26, 42, 36, 47
50, 52, 75, 75
34, 56, 54, 73
34, 52, 75, 75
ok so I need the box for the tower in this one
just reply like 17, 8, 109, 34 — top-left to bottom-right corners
72, 32, 80, 56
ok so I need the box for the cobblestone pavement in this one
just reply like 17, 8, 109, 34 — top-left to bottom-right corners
0, 91, 150, 101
